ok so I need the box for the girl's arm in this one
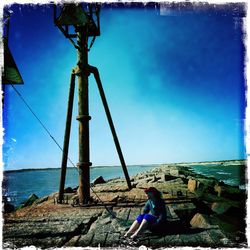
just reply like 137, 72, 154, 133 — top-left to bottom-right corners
142, 200, 150, 214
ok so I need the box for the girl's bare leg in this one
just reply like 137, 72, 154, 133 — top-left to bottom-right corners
130, 219, 148, 239
124, 220, 140, 237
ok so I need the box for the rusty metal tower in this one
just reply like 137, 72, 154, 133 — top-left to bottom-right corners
54, 3, 132, 204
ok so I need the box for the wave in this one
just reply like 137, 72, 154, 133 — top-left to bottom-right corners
216, 171, 232, 175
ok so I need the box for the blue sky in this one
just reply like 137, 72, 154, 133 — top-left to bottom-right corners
2, 3, 246, 170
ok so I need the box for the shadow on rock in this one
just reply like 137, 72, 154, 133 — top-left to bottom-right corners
149, 220, 205, 236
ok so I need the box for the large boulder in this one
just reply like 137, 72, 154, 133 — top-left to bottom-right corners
92, 183, 128, 193
23, 194, 39, 207
34, 196, 49, 205
136, 178, 186, 191
197, 178, 216, 188
211, 202, 231, 214
64, 187, 74, 193
148, 175, 159, 183
188, 178, 216, 196
188, 179, 197, 193
190, 213, 217, 229
214, 184, 222, 197
170, 169, 179, 177
214, 183, 242, 198
161, 174, 178, 182
92, 176, 106, 185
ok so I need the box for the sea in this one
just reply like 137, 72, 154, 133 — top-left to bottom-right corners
2, 164, 246, 207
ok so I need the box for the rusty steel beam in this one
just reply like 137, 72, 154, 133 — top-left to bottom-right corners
89, 65, 132, 190
58, 71, 76, 203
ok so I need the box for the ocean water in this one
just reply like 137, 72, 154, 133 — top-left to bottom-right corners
3, 164, 246, 207
2, 165, 156, 207
190, 164, 246, 188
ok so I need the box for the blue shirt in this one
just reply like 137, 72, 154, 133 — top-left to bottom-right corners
143, 198, 167, 224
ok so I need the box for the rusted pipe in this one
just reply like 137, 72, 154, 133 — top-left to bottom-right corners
89, 65, 132, 190
58, 71, 76, 203
76, 27, 92, 204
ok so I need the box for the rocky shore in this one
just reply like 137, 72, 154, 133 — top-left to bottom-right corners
3, 160, 247, 249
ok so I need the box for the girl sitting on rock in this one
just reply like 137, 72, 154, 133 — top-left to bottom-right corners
124, 187, 167, 240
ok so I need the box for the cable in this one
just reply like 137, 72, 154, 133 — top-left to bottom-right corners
10, 84, 116, 218
10, 84, 77, 171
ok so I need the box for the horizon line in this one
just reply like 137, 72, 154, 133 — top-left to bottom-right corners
2, 158, 246, 173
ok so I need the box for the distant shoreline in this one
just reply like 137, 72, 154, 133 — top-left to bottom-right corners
3, 159, 246, 174
168, 159, 246, 166
3, 164, 159, 174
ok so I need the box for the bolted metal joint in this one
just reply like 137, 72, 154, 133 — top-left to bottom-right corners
76, 114, 91, 121
77, 161, 92, 169
82, 67, 91, 76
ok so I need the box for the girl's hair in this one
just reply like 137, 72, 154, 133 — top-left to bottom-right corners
144, 187, 162, 199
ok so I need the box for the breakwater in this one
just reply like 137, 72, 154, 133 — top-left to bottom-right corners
3, 160, 247, 249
